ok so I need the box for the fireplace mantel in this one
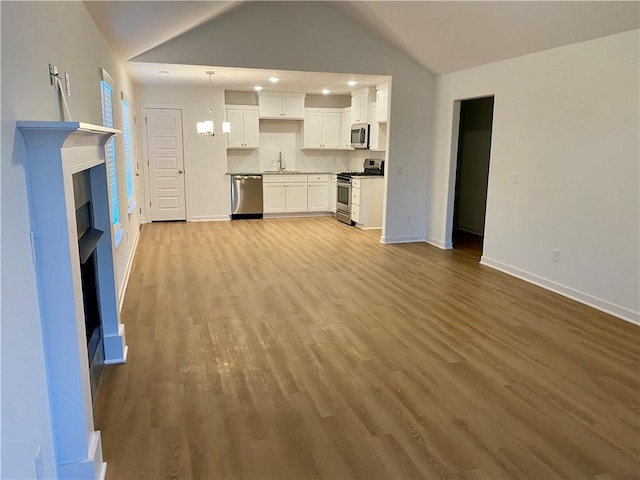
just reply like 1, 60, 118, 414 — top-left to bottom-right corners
18, 121, 127, 480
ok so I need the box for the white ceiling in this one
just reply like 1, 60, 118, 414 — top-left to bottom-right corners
125, 63, 390, 94
334, 1, 640, 74
85, 0, 639, 90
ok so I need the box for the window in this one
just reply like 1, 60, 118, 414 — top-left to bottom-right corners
99, 68, 123, 246
120, 93, 136, 212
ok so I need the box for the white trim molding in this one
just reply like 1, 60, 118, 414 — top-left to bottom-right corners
480, 256, 640, 326
426, 236, 453, 249
380, 234, 426, 244
189, 215, 231, 222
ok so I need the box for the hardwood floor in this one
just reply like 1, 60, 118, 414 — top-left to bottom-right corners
94, 217, 640, 480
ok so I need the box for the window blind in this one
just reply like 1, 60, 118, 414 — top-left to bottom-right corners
121, 98, 134, 203
100, 79, 120, 227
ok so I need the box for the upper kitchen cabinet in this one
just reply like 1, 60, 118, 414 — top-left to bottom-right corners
376, 83, 389, 123
225, 105, 259, 148
258, 92, 306, 119
340, 108, 353, 150
350, 87, 375, 125
303, 109, 341, 149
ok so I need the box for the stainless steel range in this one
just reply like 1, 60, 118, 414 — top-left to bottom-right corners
336, 159, 384, 225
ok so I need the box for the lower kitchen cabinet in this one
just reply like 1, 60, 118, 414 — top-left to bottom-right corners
307, 174, 330, 212
263, 174, 308, 213
351, 177, 384, 229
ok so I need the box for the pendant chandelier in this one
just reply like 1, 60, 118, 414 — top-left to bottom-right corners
196, 71, 230, 137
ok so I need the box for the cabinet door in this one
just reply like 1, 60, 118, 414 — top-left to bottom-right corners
263, 183, 286, 213
282, 95, 305, 119
376, 87, 388, 123
307, 182, 329, 211
304, 111, 323, 148
285, 183, 308, 212
242, 109, 259, 147
322, 112, 341, 149
369, 103, 379, 150
340, 110, 352, 149
226, 108, 245, 147
351, 94, 364, 124
259, 95, 283, 118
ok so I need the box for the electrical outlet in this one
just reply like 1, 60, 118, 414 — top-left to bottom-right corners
511, 172, 519, 184
34, 446, 44, 480
552, 249, 560, 262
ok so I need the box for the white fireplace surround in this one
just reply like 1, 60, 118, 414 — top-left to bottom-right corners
18, 121, 128, 480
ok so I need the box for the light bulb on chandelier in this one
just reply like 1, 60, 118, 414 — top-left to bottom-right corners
196, 71, 231, 137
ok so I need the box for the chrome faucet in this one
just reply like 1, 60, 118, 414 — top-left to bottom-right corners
277, 151, 286, 172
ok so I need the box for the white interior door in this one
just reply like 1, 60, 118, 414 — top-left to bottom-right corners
145, 108, 186, 221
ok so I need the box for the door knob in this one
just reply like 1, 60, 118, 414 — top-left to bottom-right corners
178, 170, 184, 174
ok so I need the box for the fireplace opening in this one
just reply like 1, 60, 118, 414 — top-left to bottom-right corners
74, 171, 105, 400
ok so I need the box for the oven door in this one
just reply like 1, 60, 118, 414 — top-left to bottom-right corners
336, 180, 352, 224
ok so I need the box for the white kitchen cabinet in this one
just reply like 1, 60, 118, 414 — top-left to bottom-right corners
263, 182, 287, 213
303, 109, 341, 149
351, 177, 384, 229
376, 83, 389, 123
225, 106, 259, 148
307, 173, 330, 211
350, 89, 369, 125
258, 92, 305, 119
330, 174, 337, 213
263, 174, 308, 213
369, 102, 379, 150
340, 108, 353, 150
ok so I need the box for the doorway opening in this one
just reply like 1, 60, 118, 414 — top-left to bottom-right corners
452, 96, 494, 258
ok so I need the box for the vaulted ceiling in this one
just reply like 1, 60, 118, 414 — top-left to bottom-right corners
85, 0, 639, 86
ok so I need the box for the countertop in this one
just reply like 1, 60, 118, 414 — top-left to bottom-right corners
225, 171, 335, 176
225, 171, 384, 178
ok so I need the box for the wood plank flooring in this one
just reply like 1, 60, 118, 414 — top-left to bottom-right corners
93, 217, 640, 480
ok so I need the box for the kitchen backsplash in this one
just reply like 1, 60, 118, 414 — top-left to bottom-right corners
226, 119, 383, 173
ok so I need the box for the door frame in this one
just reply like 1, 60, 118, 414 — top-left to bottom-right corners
140, 103, 190, 223
444, 94, 496, 251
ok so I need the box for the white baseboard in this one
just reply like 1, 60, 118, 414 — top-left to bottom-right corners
480, 256, 640, 326
426, 236, 453, 249
380, 234, 426, 244
118, 227, 140, 313
57, 431, 106, 480
189, 215, 231, 222
263, 212, 331, 219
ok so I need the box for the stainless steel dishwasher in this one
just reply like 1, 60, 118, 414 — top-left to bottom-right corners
231, 175, 263, 219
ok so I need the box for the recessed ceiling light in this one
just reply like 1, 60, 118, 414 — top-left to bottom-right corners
269, 77, 280, 83
254, 85, 263, 91
347, 80, 358, 86
158, 70, 171, 75
322, 88, 331, 95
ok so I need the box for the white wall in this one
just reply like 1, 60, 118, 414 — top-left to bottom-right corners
132, 0, 436, 243
135, 85, 230, 221
1, 2, 139, 478
429, 30, 640, 323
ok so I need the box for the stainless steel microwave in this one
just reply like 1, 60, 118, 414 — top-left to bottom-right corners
350, 123, 369, 149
